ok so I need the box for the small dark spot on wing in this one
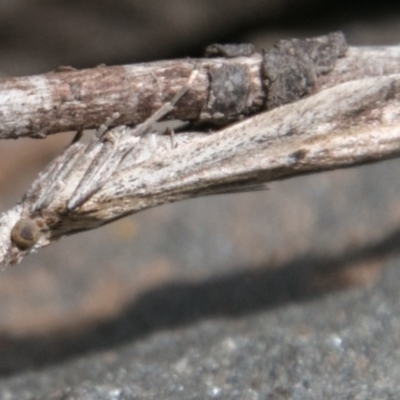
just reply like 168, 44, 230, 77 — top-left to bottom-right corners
290, 149, 307, 161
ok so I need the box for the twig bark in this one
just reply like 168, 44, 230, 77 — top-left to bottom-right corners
2, 32, 399, 140
1, 33, 400, 268
0, 55, 263, 139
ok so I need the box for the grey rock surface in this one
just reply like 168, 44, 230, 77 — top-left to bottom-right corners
0, 158, 400, 399
0, 241, 400, 399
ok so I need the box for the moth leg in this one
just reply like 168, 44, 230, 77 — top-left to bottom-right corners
94, 112, 122, 140
164, 127, 176, 149
98, 66, 198, 168
67, 128, 123, 210
84, 112, 121, 154
68, 109, 119, 148
70, 129, 84, 145
66, 112, 125, 210
68, 67, 199, 210
128, 68, 199, 138
115, 67, 199, 163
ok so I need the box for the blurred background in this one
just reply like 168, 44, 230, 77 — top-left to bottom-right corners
0, 0, 400, 382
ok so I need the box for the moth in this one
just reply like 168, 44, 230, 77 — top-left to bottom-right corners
1, 73, 398, 269
0, 69, 265, 269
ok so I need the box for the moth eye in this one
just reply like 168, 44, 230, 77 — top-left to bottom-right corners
11, 218, 41, 250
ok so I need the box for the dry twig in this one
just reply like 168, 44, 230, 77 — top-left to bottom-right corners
1, 32, 400, 268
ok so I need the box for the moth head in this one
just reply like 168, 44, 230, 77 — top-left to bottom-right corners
11, 218, 41, 250
0, 206, 47, 269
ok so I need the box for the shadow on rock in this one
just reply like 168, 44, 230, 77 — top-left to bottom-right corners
0, 224, 399, 376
